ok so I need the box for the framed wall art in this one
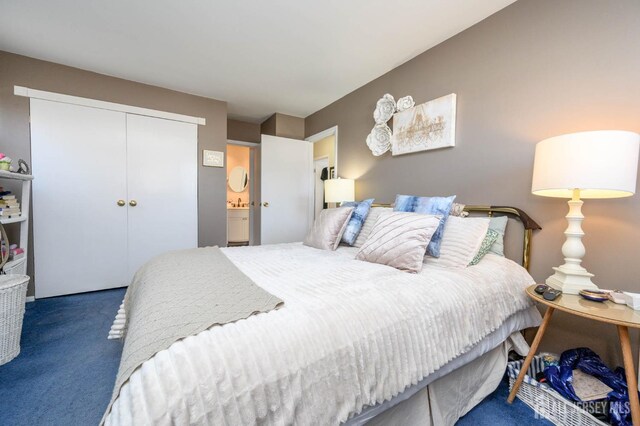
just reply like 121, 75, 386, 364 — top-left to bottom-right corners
391, 93, 456, 156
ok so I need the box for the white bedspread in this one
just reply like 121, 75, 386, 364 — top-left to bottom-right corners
105, 243, 537, 426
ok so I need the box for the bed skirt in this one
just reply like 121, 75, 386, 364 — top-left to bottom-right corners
366, 337, 514, 426
346, 306, 539, 425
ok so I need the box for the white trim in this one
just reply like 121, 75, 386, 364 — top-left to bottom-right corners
26, 296, 35, 303
305, 125, 338, 143
308, 143, 315, 231
227, 139, 260, 147
305, 126, 338, 177
14, 86, 206, 125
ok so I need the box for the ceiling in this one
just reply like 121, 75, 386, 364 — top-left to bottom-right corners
0, 0, 515, 122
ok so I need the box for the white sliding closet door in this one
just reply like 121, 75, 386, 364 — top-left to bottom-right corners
125, 115, 198, 277
31, 99, 129, 298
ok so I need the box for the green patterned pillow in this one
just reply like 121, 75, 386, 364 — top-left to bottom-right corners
469, 229, 500, 266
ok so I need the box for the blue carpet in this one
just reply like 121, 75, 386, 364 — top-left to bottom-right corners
459, 377, 553, 425
0, 289, 552, 425
0, 288, 125, 426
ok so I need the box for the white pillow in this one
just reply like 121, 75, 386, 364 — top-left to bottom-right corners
353, 207, 393, 247
424, 216, 490, 268
356, 211, 440, 273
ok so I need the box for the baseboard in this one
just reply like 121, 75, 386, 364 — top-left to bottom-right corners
26, 296, 35, 303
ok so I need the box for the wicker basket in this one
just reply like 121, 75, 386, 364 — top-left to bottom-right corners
0, 274, 30, 365
507, 356, 609, 426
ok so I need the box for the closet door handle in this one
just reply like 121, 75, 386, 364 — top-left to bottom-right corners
117, 200, 126, 207
129, 200, 138, 207
262, 202, 269, 207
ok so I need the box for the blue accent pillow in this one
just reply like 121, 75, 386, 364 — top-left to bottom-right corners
340, 199, 374, 246
393, 194, 456, 257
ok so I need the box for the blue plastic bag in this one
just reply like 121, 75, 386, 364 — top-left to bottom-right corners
545, 347, 636, 426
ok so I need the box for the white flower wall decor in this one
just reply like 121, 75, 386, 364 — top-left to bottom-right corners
366, 124, 393, 157
373, 94, 396, 124
396, 96, 415, 112
366, 93, 415, 156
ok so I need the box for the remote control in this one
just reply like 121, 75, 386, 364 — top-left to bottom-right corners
534, 284, 548, 295
543, 289, 561, 301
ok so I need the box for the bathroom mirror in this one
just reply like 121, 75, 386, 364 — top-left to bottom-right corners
228, 166, 248, 192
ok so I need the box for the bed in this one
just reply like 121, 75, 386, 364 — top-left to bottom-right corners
104, 205, 542, 426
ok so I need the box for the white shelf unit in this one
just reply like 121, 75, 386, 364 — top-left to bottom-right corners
0, 216, 27, 225
0, 170, 33, 277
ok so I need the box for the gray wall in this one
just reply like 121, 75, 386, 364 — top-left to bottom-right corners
274, 113, 305, 140
261, 113, 305, 139
260, 114, 277, 137
0, 51, 228, 295
306, 0, 640, 364
228, 119, 261, 143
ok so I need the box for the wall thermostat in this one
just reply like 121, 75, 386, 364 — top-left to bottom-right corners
203, 150, 224, 167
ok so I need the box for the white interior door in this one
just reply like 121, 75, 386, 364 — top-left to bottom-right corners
126, 114, 198, 277
260, 135, 313, 244
30, 99, 129, 298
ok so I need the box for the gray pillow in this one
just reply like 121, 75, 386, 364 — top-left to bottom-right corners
356, 211, 440, 273
303, 207, 354, 250
488, 216, 508, 256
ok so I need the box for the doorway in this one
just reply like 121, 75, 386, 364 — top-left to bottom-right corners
313, 157, 330, 219
306, 126, 338, 219
227, 140, 258, 246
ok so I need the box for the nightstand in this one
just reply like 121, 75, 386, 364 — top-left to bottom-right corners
508, 285, 640, 425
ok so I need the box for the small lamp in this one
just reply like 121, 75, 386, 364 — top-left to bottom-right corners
324, 178, 355, 204
531, 130, 640, 294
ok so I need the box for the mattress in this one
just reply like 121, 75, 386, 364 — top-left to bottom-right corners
106, 243, 540, 425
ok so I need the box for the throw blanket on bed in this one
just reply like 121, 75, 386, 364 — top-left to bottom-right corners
103, 246, 283, 423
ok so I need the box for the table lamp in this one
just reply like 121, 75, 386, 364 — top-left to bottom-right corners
531, 130, 640, 294
324, 178, 355, 204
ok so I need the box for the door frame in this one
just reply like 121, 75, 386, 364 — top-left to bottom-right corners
227, 139, 259, 148
305, 125, 338, 177
227, 139, 259, 246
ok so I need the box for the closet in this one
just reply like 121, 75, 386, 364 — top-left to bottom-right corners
29, 98, 199, 298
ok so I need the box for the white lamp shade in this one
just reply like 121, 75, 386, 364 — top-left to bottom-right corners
531, 130, 640, 199
324, 178, 355, 203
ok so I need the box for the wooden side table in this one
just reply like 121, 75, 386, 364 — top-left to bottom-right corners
508, 285, 640, 425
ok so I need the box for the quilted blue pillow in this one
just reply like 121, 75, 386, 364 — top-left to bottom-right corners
393, 194, 456, 257
340, 198, 374, 246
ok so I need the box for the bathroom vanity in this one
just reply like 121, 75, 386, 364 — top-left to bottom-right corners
227, 208, 249, 243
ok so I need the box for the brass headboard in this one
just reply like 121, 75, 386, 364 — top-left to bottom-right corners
371, 204, 541, 271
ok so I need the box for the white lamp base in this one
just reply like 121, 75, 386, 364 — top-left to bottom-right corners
546, 191, 599, 295
546, 266, 597, 295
